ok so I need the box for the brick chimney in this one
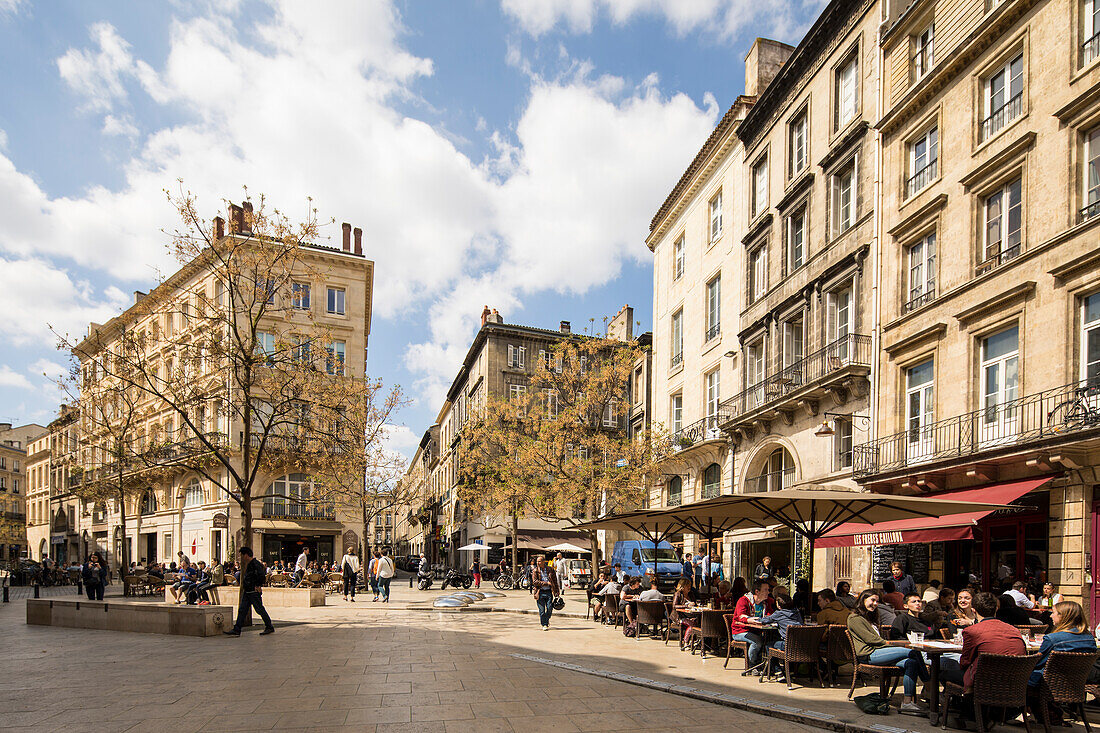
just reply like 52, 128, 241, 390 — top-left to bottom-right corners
213, 216, 225, 241
486, 309, 503, 325
341, 223, 352, 251
560, 320, 571, 334
353, 227, 362, 255
228, 204, 244, 234
241, 202, 253, 234
480, 305, 491, 327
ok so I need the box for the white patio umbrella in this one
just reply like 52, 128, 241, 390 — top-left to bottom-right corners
455, 543, 488, 551
544, 542, 590, 553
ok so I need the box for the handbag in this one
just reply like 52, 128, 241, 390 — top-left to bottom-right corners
853, 693, 891, 715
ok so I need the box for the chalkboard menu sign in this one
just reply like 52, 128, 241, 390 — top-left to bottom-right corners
871, 543, 930, 583
931, 542, 944, 562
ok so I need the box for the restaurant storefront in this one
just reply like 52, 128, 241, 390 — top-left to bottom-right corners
817, 477, 1054, 595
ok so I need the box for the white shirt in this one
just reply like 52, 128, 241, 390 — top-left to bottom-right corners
1006, 588, 1035, 609
295, 552, 309, 572
376, 556, 394, 578
340, 554, 360, 573
639, 588, 664, 601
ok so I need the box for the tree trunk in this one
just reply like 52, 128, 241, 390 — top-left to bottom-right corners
117, 486, 128, 582
511, 502, 519, 575
236, 489, 254, 628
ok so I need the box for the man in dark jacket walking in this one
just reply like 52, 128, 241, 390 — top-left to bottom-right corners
224, 547, 274, 636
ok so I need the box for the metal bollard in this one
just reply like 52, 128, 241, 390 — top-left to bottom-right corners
33, 584, 40, 599
77, 581, 82, 595
2, 586, 8, 603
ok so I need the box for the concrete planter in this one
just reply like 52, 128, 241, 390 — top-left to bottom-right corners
27, 599, 231, 637
162, 585, 325, 607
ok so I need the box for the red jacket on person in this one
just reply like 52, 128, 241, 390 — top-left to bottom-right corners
959, 618, 1027, 690
730, 594, 776, 635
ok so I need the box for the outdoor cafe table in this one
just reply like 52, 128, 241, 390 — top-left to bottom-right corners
906, 637, 1042, 726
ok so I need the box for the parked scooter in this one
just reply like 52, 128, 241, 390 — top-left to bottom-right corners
440, 568, 473, 590
417, 565, 434, 591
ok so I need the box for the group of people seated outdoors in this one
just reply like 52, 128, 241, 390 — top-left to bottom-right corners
590, 556, 1099, 725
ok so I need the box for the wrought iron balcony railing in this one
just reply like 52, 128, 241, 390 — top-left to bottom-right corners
1081, 198, 1100, 222
745, 468, 795, 493
906, 159, 937, 198
261, 501, 336, 520
706, 323, 721, 342
720, 334, 872, 424
668, 414, 728, 453
903, 289, 936, 314
980, 92, 1022, 141
853, 378, 1100, 478
1084, 30, 1100, 66
670, 352, 683, 369
975, 243, 1022, 276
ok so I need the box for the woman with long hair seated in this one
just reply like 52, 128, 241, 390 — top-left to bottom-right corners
1029, 600, 1096, 687
846, 589, 929, 716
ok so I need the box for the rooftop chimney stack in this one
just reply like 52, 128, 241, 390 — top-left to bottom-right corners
480, 305, 491, 327
341, 223, 352, 251
560, 320, 571, 334
228, 204, 244, 234
213, 216, 225, 241
241, 202, 253, 234
353, 227, 363, 255
744, 38, 795, 97
485, 309, 504, 325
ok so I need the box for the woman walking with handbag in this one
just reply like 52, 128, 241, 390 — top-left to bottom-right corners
531, 555, 561, 631
340, 547, 360, 601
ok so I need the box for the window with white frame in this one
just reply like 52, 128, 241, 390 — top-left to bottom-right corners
748, 242, 767, 304
906, 233, 937, 312
1084, 0, 1100, 65
547, 389, 559, 418
668, 475, 682, 506
671, 309, 683, 368
709, 191, 723, 241
980, 326, 1020, 436
508, 383, 527, 401
832, 160, 856, 234
602, 400, 618, 427
827, 286, 852, 344
291, 336, 311, 366
981, 53, 1023, 141
1084, 292, 1100, 385
835, 52, 859, 130
789, 111, 808, 178
326, 286, 346, 315
1084, 128, 1100, 220
752, 157, 769, 218
907, 126, 938, 197
746, 339, 765, 398
906, 359, 935, 455
507, 344, 526, 368
912, 23, 934, 81
705, 370, 720, 422
705, 275, 721, 341
184, 479, 204, 508
670, 394, 683, 434
325, 340, 346, 375
673, 235, 685, 280
981, 177, 1023, 271
835, 418, 854, 469
256, 331, 275, 364
786, 207, 806, 272
291, 282, 310, 310
782, 316, 804, 369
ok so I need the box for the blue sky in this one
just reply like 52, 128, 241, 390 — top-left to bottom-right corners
0, 0, 820, 455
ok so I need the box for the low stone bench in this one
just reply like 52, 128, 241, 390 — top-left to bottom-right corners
162, 585, 325, 607
27, 599, 231, 637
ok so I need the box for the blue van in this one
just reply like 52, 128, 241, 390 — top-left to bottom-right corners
610, 540, 682, 590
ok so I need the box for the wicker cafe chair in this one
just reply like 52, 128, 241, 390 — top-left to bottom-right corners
635, 601, 668, 641
122, 575, 144, 597
601, 595, 621, 626
845, 629, 903, 701
325, 573, 343, 594
685, 609, 728, 659
941, 653, 1040, 733
267, 573, 288, 588
724, 613, 750, 668
1031, 650, 1099, 733
824, 624, 854, 687
763, 624, 828, 690
585, 587, 595, 621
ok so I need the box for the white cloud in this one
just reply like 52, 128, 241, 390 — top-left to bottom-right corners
29, 358, 69, 382
383, 424, 421, 458
0, 365, 33, 390
501, 0, 816, 40
57, 22, 142, 112
102, 114, 139, 138
0, 0, 24, 18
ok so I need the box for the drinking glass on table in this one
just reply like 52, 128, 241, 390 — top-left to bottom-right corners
907, 631, 918, 644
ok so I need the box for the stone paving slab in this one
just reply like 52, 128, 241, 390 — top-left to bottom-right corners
0, 584, 1060, 733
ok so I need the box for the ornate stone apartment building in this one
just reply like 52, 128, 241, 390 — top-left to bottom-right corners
24, 407, 78, 564
0, 422, 43, 564
70, 211, 374, 572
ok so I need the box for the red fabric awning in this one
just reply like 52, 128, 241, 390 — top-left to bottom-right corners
815, 477, 1054, 548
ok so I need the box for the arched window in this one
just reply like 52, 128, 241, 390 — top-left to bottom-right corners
92, 502, 107, 523
140, 490, 157, 515
184, 479, 204, 508
748, 447, 795, 492
702, 463, 721, 499
667, 476, 683, 506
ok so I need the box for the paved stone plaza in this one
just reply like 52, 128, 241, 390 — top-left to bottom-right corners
0, 584, 957, 733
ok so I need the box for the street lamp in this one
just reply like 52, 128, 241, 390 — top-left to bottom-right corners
813, 412, 871, 438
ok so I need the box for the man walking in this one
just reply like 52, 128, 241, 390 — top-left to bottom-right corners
224, 546, 274, 636
375, 550, 394, 602
340, 546, 360, 602
369, 550, 382, 601
294, 547, 310, 584
531, 555, 561, 630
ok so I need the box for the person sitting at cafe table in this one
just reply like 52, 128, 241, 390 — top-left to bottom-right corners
847, 590, 929, 716
639, 578, 664, 602
730, 579, 776, 675
591, 572, 609, 617
816, 589, 852, 626
1029, 600, 1095, 689
760, 593, 804, 679
881, 578, 905, 611
875, 592, 898, 627
713, 580, 735, 609
951, 587, 978, 626
937, 591, 1025, 707
835, 580, 857, 609
921, 587, 956, 628
619, 576, 643, 625
890, 561, 917, 597
891, 593, 937, 640
997, 593, 1036, 627
599, 576, 621, 622
923, 579, 942, 603
1006, 580, 1036, 609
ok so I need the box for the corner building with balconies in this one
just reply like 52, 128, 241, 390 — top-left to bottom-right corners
832, 0, 1100, 609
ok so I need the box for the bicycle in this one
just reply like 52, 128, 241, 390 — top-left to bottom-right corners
1046, 385, 1100, 433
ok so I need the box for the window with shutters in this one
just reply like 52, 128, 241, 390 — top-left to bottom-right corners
507, 344, 526, 368
831, 159, 857, 235
835, 52, 859, 131
788, 110, 808, 178
705, 275, 721, 342
709, 191, 723, 241
751, 156, 769, 219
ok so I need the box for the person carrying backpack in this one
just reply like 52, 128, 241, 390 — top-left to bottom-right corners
223, 547, 274, 636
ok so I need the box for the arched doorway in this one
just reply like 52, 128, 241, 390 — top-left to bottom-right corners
747, 446, 795, 493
